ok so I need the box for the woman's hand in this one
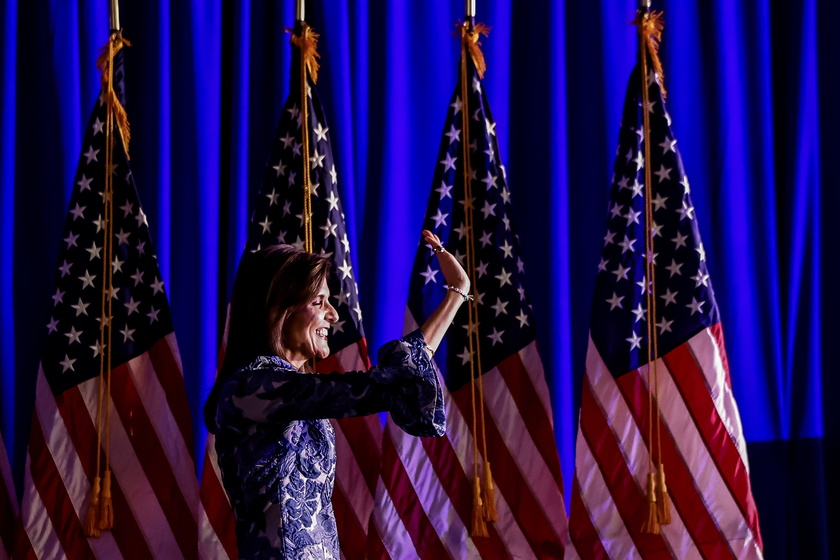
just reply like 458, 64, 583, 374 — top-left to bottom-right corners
419, 230, 471, 354
422, 230, 470, 294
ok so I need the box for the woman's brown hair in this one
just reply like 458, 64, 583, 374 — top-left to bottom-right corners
204, 245, 332, 432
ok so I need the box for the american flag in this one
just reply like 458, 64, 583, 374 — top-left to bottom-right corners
566, 55, 765, 558
15, 43, 206, 558
199, 27, 382, 560
370, 26, 568, 559
1, 428, 16, 560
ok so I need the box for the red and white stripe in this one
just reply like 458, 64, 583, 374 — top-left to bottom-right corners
1, 428, 17, 560
371, 315, 568, 559
199, 339, 385, 560
569, 325, 764, 559
16, 333, 207, 559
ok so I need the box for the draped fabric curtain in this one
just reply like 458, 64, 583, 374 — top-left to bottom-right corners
1, 0, 835, 557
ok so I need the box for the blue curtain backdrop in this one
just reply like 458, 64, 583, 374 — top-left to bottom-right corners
1, 0, 836, 557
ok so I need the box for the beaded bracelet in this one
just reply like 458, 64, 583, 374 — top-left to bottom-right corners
444, 285, 474, 301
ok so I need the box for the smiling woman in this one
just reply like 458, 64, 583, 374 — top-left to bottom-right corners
204, 231, 468, 559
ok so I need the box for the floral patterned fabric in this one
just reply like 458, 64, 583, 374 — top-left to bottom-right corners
214, 329, 445, 559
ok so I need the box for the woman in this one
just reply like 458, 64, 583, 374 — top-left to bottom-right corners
205, 230, 469, 559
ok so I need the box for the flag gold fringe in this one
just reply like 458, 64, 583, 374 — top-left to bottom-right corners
459, 22, 491, 79
641, 471, 660, 534
471, 476, 489, 538
655, 462, 671, 525
634, 10, 667, 99
291, 23, 321, 84
96, 32, 132, 156
99, 469, 115, 530
84, 476, 102, 538
482, 461, 498, 522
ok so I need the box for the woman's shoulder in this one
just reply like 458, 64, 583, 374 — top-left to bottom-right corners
239, 355, 295, 372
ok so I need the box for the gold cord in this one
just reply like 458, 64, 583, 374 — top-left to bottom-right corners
293, 24, 318, 253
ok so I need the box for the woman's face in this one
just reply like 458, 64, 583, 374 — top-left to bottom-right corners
281, 276, 338, 368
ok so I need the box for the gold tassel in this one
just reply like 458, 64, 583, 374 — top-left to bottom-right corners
95, 32, 133, 156
99, 469, 114, 530
84, 476, 102, 538
655, 463, 671, 525
459, 22, 491, 79
640, 471, 660, 534
290, 24, 321, 84
471, 476, 489, 538
634, 10, 667, 98
482, 461, 498, 522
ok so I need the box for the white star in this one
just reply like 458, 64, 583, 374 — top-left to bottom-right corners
499, 240, 513, 259
480, 201, 496, 219
78, 270, 96, 289
660, 288, 678, 306
65, 326, 83, 345
692, 272, 710, 288
502, 216, 511, 231
472, 78, 482, 94
282, 200, 292, 216
436, 181, 453, 200
310, 182, 320, 197
665, 259, 683, 277
115, 228, 131, 245
292, 141, 302, 157
151, 277, 165, 295
696, 243, 706, 262
320, 219, 338, 239
626, 331, 643, 350
71, 298, 90, 316
604, 230, 616, 245
444, 125, 460, 144
633, 151, 644, 171
681, 175, 691, 193
631, 303, 646, 323
457, 347, 470, 365
687, 297, 705, 315
59, 354, 76, 373
90, 340, 105, 358
677, 201, 695, 221
645, 249, 659, 265
606, 292, 624, 310
659, 137, 677, 154
281, 132, 295, 148
120, 201, 134, 217
624, 208, 641, 225
313, 122, 329, 142
83, 146, 99, 164
64, 231, 79, 248
125, 297, 141, 315
516, 310, 530, 328
259, 217, 272, 233
419, 265, 438, 285
651, 223, 664, 238
272, 161, 287, 177
341, 233, 350, 253
651, 193, 668, 211
47, 317, 59, 334
487, 327, 504, 346
485, 118, 496, 136
440, 153, 457, 173
58, 260, 72, 277
618, 235, 636, 253
491, 297, 509, 317
631, 180, 645, 199
130, 269, 144, 286
656, 318, 673, 334
266, 190, 280, 206
610, 203, 624, 218
330, 165, 338, 183
51, 289, 65, 306
120, 325, 136, 342
338, 260, 353, 280
86, 242, 102, 260
479, 231, 493, 247
597, 258, 608, 272
617, 176, 630, 190
451, 96, 462, 116
353, 302, 363, 321
69, 203, 86, 221
453, 224, 468, 240
136, 208, 148, 227
612, 263, 631, 281
309, 149, 325, 169
673, 231, 689, 249
481, 171, 497, 190
500, 187, 511, 204
476, 261, 489, 277
287, 104, 300, 120
325, 191, 340, 211
430, 209, 449, 229
108, 286, 120, 300
92, 117, 105, 135
77, 175, 93, 191
495, 269, 512, 287
637, 278, 652, 294
332, 320, 345, 334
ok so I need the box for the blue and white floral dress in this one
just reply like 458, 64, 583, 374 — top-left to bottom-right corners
214, 329, 446, 559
